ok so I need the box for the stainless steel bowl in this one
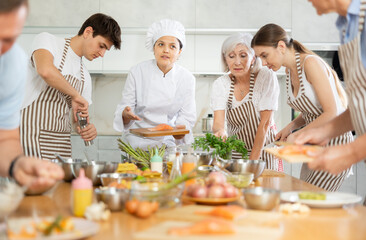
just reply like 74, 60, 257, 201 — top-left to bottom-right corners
51, 158, 87, 182
182, 150, 213, 166
99, 173, 137, 187
243, 187, 280, 211
104, 161, 120, 173
216, 159, 265, 180
72, 161, 106, 186
197, 165, 215, 177
95, 187, 130, 211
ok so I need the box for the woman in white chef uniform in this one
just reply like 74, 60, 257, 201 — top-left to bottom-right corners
114, 19, 196, 149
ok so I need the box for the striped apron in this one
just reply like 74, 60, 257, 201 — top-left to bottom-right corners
226, 73, 279, 170
20, 38, 85, 160
338, 1, 366, 202
287, 52, 353, 192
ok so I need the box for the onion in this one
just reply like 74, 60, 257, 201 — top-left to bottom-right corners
191, 185, 208, 198
207, 172, 227, 186
208, 185, 225, 198
223, 184, 238, 198
186, 184, 197, 196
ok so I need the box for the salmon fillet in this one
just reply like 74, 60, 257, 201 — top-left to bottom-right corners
195, 205, 245, 220
148, 124, 174, 131
168, 218, 235, 236
278, 145, 321, 156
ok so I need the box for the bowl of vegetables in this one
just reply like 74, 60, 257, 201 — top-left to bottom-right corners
184, 171, 240, 205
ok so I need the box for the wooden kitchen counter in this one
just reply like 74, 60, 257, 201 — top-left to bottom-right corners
12, 170, 366, 240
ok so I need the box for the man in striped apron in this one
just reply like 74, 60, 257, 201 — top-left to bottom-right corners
296, 0, 366, 201
20, 14, 121, 166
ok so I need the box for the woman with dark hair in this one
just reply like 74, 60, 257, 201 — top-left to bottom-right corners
113, 19, 196, 149
252, 24, 353, 191
211, 33, 281, 171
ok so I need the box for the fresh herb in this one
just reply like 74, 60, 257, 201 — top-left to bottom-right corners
192, 133, 248, 160
44, 215, 62, 236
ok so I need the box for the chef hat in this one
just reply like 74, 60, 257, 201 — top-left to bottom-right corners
145, 19, 186, 52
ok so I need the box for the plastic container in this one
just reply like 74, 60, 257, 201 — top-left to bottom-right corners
72, 168, 92, 217
182, 147, 197, 185
150, 148, 163, 174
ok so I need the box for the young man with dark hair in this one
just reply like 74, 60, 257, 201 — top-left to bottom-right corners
0, 0, 64, 194
20, 13, 122, 171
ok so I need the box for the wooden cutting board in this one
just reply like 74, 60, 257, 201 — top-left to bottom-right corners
265, 148, 314, 163
133, 221, 282, 240
130, 128, 189, 137
155, 205, 282, 228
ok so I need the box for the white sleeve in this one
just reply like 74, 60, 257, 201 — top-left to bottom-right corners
31, 32, 58, 61
113, 71, 137, 132
175, 75, 196, 144
257, 69, 280, 111
210, 76, 229, 111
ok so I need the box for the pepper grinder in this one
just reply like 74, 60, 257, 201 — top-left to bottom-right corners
77, 112, 94, 146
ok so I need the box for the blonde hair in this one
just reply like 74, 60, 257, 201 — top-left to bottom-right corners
221, 32, 262, 74
252, 24, 347, 108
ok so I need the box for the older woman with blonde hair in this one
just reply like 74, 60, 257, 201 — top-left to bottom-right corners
211, 33, 281, 171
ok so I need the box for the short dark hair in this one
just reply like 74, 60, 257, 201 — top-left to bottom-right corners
78, 13, 121, 50
0, 0, 28, 13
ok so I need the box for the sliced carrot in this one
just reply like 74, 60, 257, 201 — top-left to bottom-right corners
148, 124, 174, 131
168, 218, 235, 236
195, 205, 245, 220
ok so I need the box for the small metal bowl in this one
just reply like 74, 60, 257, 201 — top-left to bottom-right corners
104, 161, 120, 173
98, 173, 137, 187
243, 187, 280, 211
95, 187, 130, 211
72, 161, 106, 186
216, 159, 265, 180
51, 158, 87, 182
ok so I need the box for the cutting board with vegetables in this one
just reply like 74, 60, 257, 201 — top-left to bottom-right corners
265, 144, 323, 163
130, 128, 189, 137
133, 220, 282, 240
155, 205, 282, 228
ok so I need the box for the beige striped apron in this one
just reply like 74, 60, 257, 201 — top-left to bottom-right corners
227, 73, 278, 170
287, 52, 353, 192
20, 38, 85, 160
338, 1, 366, 202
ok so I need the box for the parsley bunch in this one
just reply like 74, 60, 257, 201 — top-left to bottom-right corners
192, 133, 248, 160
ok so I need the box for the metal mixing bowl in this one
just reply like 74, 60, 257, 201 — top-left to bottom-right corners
243, 187, 280, 211
216, 159, 265, 180
95, 187, 130, 211
99, 173, 137, 187
72, 161, 107, 186
182, 150, 213, 166
104, 161, 120, 173
51, 158, 87, 182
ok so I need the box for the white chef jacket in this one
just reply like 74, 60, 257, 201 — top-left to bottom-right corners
113, 59, 196, 149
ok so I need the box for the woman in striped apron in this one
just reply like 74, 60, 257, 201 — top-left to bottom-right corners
295, 0, 366, 201
252, 24, 353, 191
211, 33, 282, 171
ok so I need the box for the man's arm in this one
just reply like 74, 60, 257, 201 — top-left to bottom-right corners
0, 128, 22, 177
32, 49, 88, 121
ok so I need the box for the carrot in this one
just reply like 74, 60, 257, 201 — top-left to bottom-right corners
168, 218, 235, 235
195, 205, 245, 220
